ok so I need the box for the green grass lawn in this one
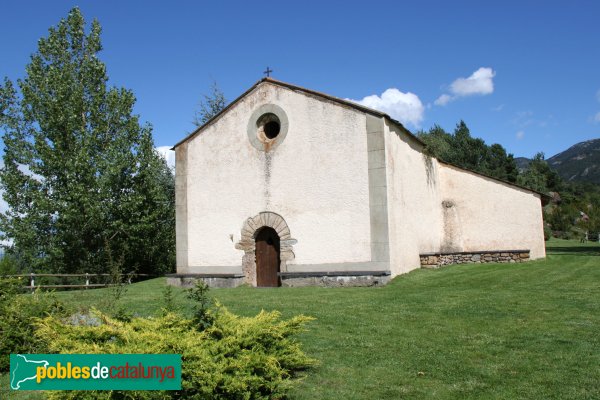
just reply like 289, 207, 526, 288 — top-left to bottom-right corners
2, 238, 599, 399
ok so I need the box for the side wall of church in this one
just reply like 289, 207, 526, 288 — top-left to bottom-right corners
384, 122, 445, 276
176, 83, 373, 274
382, 123, 545, 276
438, 163, 546, 260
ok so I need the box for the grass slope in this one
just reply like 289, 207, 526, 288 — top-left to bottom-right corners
2, 239, 599, 399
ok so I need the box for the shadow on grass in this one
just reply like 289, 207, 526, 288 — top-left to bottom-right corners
547, 246, 600, 256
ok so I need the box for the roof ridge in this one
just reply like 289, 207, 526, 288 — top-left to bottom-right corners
172, 78, 419, 149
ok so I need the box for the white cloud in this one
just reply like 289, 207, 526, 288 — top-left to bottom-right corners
512, 110, 534, 128
593, 112, 600, 123
516, 130, 525, 140
450, 67, 495, 96
347, 88, 424, 128
435, 67, 496, 106
156, 146, 175, 170
434, 94, 452, 106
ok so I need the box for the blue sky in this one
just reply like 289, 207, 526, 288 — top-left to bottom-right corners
1, 0, 599, 159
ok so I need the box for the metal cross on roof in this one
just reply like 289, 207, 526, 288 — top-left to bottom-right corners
263, 67, 273, 77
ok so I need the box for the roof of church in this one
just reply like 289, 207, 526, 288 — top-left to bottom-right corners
172, 78, 549, 203
172, 77, 424, 149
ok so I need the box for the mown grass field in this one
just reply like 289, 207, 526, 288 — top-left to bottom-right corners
2, 238, 599, 399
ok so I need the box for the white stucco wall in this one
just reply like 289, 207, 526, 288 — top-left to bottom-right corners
383, 123, 545, 276
177, 82, 372, 273
384, 122, 444, 276
438, 163, 546, 259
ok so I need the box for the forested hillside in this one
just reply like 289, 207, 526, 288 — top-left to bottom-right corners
547, 139, 600, 184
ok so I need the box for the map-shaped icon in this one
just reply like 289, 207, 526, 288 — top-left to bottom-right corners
10, 354, 49, 390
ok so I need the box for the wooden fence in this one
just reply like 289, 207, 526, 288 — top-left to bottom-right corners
2, 273, 152, 290
582, 232, 600, 242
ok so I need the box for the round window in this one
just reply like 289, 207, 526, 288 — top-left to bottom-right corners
247, 104, 288, 152
257, 113, 281, 140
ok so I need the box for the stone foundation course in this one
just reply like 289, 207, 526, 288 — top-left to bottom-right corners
420, 250, 530, 268
166, 274, 244, 288
280, 271, 390, 287
166, 271, 391, 288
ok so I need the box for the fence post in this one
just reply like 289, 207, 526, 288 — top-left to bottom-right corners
30, 273, 35, 291
85, 273, 89, 289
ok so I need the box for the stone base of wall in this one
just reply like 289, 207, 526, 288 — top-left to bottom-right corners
166, 274, 244, 288
279, 271, 391, 287
167, 271, 391, 288
420, 250, 530, 268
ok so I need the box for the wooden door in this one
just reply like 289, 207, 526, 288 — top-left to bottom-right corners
255, 227, 281, 287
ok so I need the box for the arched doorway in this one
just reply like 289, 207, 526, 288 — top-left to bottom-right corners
235, 212, 296, 286
255, 227, 281, 287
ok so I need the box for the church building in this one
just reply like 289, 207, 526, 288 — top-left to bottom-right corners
167, 78, 546, 288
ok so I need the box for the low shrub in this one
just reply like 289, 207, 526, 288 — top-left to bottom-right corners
186, 280, 213, 329
0, 278, 66, 372
36, 305, 316, 399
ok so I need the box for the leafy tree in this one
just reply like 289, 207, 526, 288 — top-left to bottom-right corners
0, 8, 175, 275
450, 121, 487, 168
419, 124, 452, 158
484, 143, 519, 183
517, 152, 562, 193
418, 121, 518, 182
192, 80, 227, 127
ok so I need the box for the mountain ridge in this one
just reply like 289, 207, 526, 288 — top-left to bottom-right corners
518, 138, 600, 184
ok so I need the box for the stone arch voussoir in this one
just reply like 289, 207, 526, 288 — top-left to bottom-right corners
235, 212, 296, 286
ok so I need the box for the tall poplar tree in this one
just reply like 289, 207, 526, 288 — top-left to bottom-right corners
0, 8, 175, 275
